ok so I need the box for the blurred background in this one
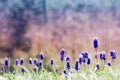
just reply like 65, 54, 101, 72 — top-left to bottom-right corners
0, 0, 120, 63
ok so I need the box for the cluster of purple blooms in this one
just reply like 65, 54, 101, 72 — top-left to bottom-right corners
1, 37, 117, 75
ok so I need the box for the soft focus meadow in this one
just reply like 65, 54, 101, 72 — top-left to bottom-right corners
0, 0, 120, 80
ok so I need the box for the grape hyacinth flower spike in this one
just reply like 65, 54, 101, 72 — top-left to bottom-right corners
66, 61, 70, 70
110, 50, 116, 60
50, 58, 54, 70
39, 52, 44, 60
15, 59, 19, 66
93, 37, 99, 59
29, 58, 32, 64
87, 57, 91, 65
60, 48, 65, 61
20, 58, 24, 65
33, 58, 38, 65
75, 60, 79, 71
107, 60, 111, 67
66, 55, 71, 62
4, 57, 9, 67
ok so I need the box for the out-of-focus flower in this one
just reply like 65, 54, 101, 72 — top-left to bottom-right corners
107, 60, 111, 66
93, 37, 98, 49
28, 58, 32, 64
66, 61, 70, 70
33, 58, 38, 65
15, 59, 19, 66
66, 55, 71, 62
60, 48, 65, 61
33, 66, 38, 72
87, 57, 91, 65
4, 57, 9, 67
75, 60, 79, 71
50, 58, 54, 66
39, 52, 44, 60
96, 63, 100, 69
110, 50, 116, 59
20, 58, 24, 65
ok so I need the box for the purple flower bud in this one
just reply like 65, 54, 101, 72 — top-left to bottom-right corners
96, 63, 100, 69
102, 51, 106, 61
63, 69, 67, 74
66, 61, 70, 70
33, 58, 38, 65
107, 61, 111, 66
79, 54, 83, 64
50, 58, 54, 66
87, 58, 91, 65
75, 60, 79, 71
1, 66, 4, 72
110, 50, 116, 59
21, 68, 25, 73
100, 52, 103, 60
20, 58, 24, 65
37, 61, 42, 67
84, 51, 88, 58
60, 48, 65, 61
15, 59, 19, 66
93, 37, 98, 48
39, 52, 44, 60
66, 55, 71, 62
4, 57, 9, 67
28, 58, 32, 64
33, 66, 38, 72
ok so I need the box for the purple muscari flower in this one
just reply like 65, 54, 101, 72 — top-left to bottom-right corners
93, 37, 98, 49
79, 54, 83, 64
75, 60, 79, 71
87, 57, 91, 65
39, 52, 44, 60
84, 51, 88, 58
20, 58, 24, 65
1, 66, 4, 72
96, 63, 100, 69
50, 58, 54, 66
15, 59, 19, 66
102, 51, 106, 61
29, 58, 32, 64
110, 50, 116, 59
63, 69, 67, 75
82, 58, 86, 63
33, 66, 38, 72
4, 57, 9, 67
100, 52, 103, 60
66, 61, 70, 70
37, 61, 42, 67
21, 68, 25, 73
107, 61, 111, 66
33, 58, 38, 65
81, 52, 86, 58
66, 56, 71, 62
60, 48, 65, 61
